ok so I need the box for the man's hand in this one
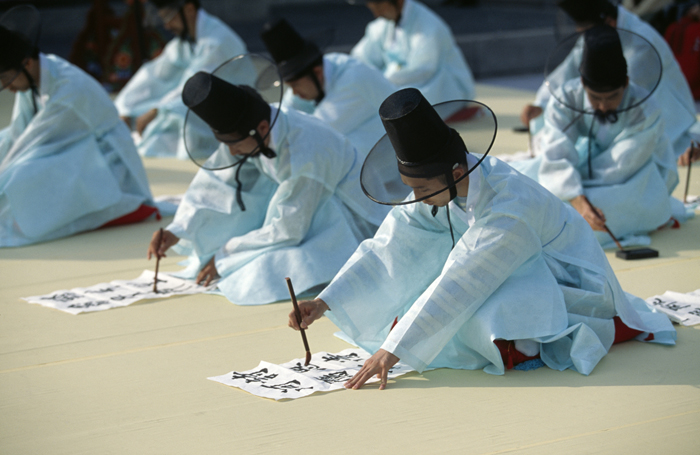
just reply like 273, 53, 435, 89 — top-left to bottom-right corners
520, 104, 543, 126
196, 257, 219, 286
135, 108, 158, 136
570, 195, 606, 231
344, 349, 400, 390
678, 143, 699, 166
147, 229, 179, 260
288, 299, 328, 330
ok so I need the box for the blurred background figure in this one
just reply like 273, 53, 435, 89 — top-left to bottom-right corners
114, 0, 247, 159
0, 5, 155, 247
349, 0, 475, 105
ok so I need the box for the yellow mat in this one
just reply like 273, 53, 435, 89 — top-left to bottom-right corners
1, 84, 698, 455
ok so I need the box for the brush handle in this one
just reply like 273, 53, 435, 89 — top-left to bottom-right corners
286, 277, 311, 364
684, 142, 695, 204
581, 196, 624, 250
153, 228, 163, 292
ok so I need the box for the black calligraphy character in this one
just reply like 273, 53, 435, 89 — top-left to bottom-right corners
110, 292, 145, 301
289, 362, 326, 374
687, 308, 700, 317
67, 300, 110, 309
316, 370, 353, 384
261, 380, 313, 393
84, 287, 116, 294
321, 353, 363, 363
663, 301, 690, 312
230, 368, 278, 384
41, 292, 82, 303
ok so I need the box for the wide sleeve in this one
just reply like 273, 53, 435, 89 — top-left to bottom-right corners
383, 28, 441, 88
213, 175, 332, 276
536, 98, 585, 201
350, 21, 387, 71
320, 204, 455, 355
381, 211, 542, 372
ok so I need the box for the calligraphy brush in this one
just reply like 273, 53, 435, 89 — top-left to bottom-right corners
582, 198, 658, 260
684, 141, 696, 204
286, 277, 311, 366
153, 228, 163, 293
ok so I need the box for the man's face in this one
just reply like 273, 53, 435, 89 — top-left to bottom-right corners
215, 131, 259, 157
286, 75, 320, 101
583, 82, 627, 113
400, 174, 452, 207
0, 68, 29, 93
158, 7, 184, 35
367, 1, 400, 20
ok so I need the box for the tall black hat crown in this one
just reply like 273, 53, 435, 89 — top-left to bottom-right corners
380, 88, 466, 179
580, 25, 627, 92
360, 89, 497, 206
260, 19, 322, 82
150, 0, 186, 9
183, 72, 267, 136
0, 5, 41, 72
557, 0, 616, 25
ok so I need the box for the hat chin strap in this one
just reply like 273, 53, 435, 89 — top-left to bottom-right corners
21, 67, 38, 114
310, 72, 325, 104
231, 131, 277, 212
179, 8, 195, 50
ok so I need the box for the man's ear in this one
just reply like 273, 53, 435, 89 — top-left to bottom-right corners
452, 165, 465, 181
257, 119, 270, 137
313, 65, 324, 85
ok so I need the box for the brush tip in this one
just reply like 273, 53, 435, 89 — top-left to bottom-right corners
304, 351, 311, 366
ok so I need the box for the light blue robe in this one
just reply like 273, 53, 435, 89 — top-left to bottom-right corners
167, 107, 391, 305
0, 54, 154, 247
320, 154, 675, 375
351, 0, 474, 105
281, 53, 396, 158
515, 80, 687, 246
114, 10, 247, 159
533, 5, 700, 158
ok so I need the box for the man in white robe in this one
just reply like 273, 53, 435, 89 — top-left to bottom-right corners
350, 0, 475, 105
288, 88, 675, 389
148, 71, 390, 305
114, 0, 247, 159
520, 0, 700, 162
0, 19, 155, 247
513, 25, 687, 247
261, 19, 396, 158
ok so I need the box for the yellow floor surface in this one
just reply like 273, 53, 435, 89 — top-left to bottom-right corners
1, 85, 699, 454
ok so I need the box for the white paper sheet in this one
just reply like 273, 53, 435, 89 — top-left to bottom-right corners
645, 289, 700, 326
208, 348, 416, 400
23, 270, 214, 314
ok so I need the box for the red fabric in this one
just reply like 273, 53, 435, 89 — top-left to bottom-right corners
444, 106, 481, 123
665, 17, 700, 100
612, 316, 654, 344
494, 339, 540, 370
494, 317, 654, 370
101, 204, 160, 228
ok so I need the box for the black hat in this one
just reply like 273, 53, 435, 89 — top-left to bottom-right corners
380, 88, 466, 179
557, 0, 616, 25
0, 5, 40, 72
580, 25, 627, 92
150, 0, 186, 9
183, 72, 255, 135
260, 19, 322, 82
181, 53, 284, 171
544, 27, 660, 117
360, 88, 497, 206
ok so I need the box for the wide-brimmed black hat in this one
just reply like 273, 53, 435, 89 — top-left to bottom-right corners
557, 0, 616, 25
0, 5, 41, 74
260, 19, 327, 82
579, 25, 627, 92
544, 26, 661, 117
182, 53, 283, 170
360, 88, 497, 206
